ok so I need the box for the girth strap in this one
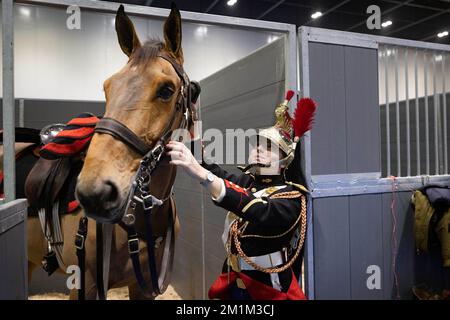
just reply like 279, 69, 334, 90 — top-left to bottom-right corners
95, 117, 150, 156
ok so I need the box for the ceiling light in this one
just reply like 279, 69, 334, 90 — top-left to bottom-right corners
195, 26, 208, 38
381, 20, 392, 28
311, 11, 322, 19
438, 31, 448, 38
227, 0, 237, 6
19, 7, 31, 17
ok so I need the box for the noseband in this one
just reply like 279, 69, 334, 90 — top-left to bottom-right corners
76, 53, 197, 299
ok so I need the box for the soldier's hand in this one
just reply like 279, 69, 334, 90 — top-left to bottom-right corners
166, 140, 204, 181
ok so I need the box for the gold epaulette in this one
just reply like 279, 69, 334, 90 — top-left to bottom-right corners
285, 181, 309, 193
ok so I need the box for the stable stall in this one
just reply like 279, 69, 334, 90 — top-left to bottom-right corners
299, 26, 450, 299
1, 0, 297, 298
2, 0, 449, 301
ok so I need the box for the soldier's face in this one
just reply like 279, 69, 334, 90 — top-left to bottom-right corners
248, 137, 283, 175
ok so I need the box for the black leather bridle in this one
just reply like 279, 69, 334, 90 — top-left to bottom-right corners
75, 52, 199, 299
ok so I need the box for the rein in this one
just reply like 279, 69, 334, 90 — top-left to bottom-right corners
75, 52, 197, 299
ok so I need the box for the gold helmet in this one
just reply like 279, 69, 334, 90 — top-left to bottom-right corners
256, 90, 317, 167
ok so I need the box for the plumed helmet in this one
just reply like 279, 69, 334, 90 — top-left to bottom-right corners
256, 90, 317, 167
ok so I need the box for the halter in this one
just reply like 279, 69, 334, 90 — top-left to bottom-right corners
77, 52, 196, 299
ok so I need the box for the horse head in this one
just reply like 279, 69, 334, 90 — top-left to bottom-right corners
76, 4, 188, 223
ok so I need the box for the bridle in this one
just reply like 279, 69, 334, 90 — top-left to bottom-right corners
95, 52, 193, 157
75, 52, 199, 299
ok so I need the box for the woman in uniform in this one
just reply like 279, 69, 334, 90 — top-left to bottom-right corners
166, 91, 316, 300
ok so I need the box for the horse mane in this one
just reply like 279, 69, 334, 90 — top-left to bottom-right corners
129, 39, 164, 68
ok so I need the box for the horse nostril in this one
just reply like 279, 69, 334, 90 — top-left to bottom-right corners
76, 179, 121, 213
101, 180, 120, 210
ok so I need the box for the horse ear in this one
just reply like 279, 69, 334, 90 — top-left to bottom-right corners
163, 2, 183, 62
115, 4, 141, 57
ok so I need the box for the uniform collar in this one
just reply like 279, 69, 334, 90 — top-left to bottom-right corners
253, 174, 285, 186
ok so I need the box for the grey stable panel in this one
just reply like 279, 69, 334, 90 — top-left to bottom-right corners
172, 169, 203, 299
23, 100, 105, 129
309, 42, 380, 175
381, 191, 415, 300
0, 99, 21, 127
200, 37, 285, 109
0, 99, 105, 130
344, 46, 380, 174
308, 43, 347, 175
0, 199, 28, 300
348, 194, 383, 300
313, 197, 351, 299
202, 82, 285, 132
313, 190, 448, 300
172, 235, 203, 299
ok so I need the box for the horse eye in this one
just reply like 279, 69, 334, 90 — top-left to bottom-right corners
158, 86, 174, 101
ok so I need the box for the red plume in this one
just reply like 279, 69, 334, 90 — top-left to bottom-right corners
285, 90, 295, 102
293, 98, 317, 139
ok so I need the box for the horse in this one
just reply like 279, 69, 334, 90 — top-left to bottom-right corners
1, 4, 190, 300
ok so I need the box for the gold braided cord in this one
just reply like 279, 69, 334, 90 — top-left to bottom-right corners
231, 194, 307, 274
240, 191, 303, 239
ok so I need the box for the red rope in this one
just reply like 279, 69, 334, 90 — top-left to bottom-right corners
388, 175, 401, 299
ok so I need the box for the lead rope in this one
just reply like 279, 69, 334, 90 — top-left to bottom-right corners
230, 193, 307, 273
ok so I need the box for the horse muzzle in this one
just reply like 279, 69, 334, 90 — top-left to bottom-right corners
75, 179, 124, 223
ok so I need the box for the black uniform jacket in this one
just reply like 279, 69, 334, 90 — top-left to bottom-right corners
201, 161, 307, 257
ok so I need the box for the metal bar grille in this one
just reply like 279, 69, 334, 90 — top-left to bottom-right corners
415, 49, 421, 175
379, 45, 449, 178
385, 48, 391, 177
443, 53, 448, 174
394, 49, 401, 176
405, 49, 411, 176
424, 51, 430, 175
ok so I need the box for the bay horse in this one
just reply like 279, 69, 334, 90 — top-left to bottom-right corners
2, 4, 192, 299
75, 3, 190, 299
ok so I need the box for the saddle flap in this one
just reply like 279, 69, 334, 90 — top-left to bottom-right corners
25, 157, 71, 209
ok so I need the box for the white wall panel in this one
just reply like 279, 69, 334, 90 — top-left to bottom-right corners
0, 4, 281, 101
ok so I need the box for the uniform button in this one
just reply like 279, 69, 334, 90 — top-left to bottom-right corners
251, 188, 257, 192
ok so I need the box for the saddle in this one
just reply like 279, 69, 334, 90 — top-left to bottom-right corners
1, 114, 98, 275
25, 113, 99, 216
